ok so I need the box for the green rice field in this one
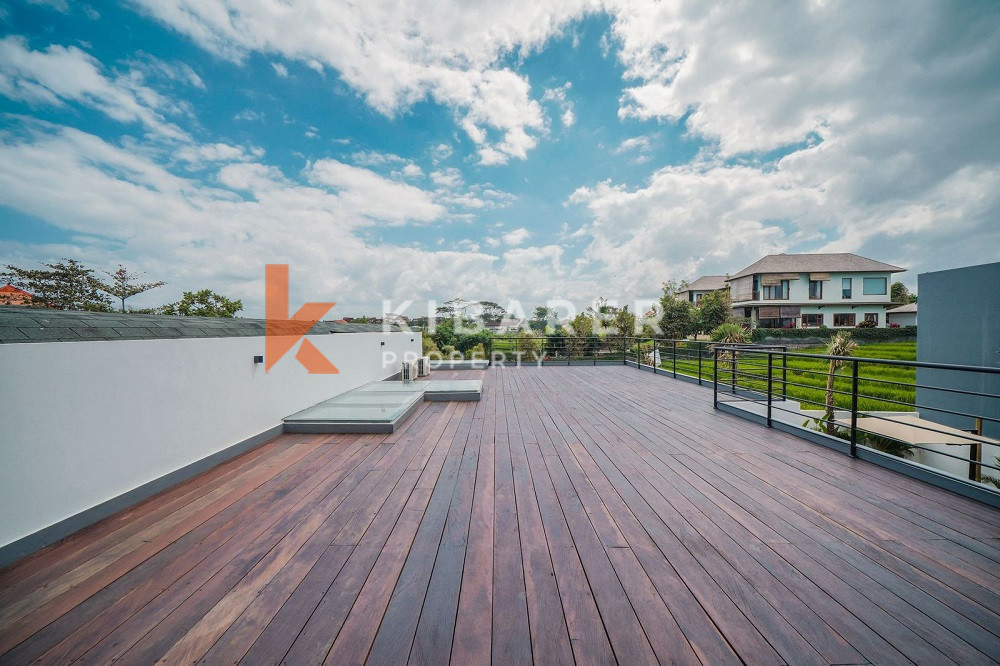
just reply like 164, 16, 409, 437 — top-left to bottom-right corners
661, 341, 917, 412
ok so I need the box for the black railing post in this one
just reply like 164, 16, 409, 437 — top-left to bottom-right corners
713, 347, 719, 409
698, 342, 703, 385
730, 348, 737, 394
850, 359, 859, 457
766, 351, 773, 427
672, 340, 677, 378
782, 346, 788, 399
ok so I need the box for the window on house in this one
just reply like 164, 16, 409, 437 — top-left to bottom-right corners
834, 313, 856, 327
842, 278, 852, 299
758, 317, 796, 329
802, 314, 823, 327
864, 312, 879, 325
863, 277, 887, 295
752, 275, 761, 300
808, 280, 823, 299
762, 280, 789, 300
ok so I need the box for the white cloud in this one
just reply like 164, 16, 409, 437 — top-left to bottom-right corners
430, 168, 463, 189
0, 36, 192, 141
615, 136, 650, 154
568, 163, 807, 285
233, 109, 264, 121
588, 0, 1000, 281
502, 227, 532, 246
0, 125, 510, 313
431, 143, 453, 163
542, 81, 575, 128
271, 62, 288, 77
306, 158, 444, 224
25, 0, 70, 12
428, 167, 514, 210
400, 163, 424, 178
129, 0, 598, 164
175, 142, 264, 163
351, 150, 406, 167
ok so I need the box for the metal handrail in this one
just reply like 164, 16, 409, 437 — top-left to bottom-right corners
712, 345, 999, 485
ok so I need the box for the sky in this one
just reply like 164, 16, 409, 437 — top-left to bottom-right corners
0, 0, 998, 318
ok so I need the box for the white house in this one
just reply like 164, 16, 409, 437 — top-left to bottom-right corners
727, 253, 906, 329
677, 275, 728, 304
887, 302, 918, 327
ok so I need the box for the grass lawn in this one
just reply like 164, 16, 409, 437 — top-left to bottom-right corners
662, 340, 917, 412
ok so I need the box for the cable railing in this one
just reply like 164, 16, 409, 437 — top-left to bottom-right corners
712, 345, 1000, 490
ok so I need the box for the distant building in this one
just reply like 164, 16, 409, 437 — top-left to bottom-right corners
727, 253, 905, 329
0, 285, 32, 306
677, 275, 728, 304
886, 302, 918, 327
493, 317, 528, 334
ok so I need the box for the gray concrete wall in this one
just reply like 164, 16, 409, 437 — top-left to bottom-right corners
916, 262, 1000, 439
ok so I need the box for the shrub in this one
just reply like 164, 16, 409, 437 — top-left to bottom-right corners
710, 322, 749, 343
756, 326, 915, 342
422, 332, 440, 356
855, 319, 877, 328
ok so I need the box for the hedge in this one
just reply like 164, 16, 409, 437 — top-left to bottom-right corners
752, 325, 917, 343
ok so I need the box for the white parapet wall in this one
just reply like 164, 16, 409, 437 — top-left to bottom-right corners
0, 331, 420, 555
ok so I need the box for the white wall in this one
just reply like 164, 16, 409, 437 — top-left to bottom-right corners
888, 311, 918, 327
0, 332, 419, 549
784, 271, 893, 304
799, 304, 889, 328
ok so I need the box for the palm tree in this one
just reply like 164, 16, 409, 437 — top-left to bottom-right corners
823, 331, 858, 435
711, 323, 749, 387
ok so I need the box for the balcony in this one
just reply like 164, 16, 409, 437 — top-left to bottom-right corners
1, 365, 998, 664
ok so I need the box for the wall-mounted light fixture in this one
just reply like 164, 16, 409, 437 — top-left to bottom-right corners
253, 355, 264, 364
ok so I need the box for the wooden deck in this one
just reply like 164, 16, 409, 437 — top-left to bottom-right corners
1, 366, 999, 664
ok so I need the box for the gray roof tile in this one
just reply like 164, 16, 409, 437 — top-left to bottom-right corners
0, 326, 30, 342
0, 306, 403, 343
728, 253, 906, 280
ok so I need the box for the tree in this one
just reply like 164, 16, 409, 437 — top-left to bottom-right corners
823, 332, 858, 435
696, 289, 730, 333
2, 259, 112, 311
422, 332, 442, 358
568, 312, 594, 337
710, 322, 749, 386
710, 322, 749, 344
612, 305, 636, 338
477, 300, 507, 327
566, 312, 594, 358
661, 279, 690, 298
430, 317, 458, 351
890, 281, 910, 305
101, 264, 166, 312
659, 291, 695, 340
530, 306, 558, 333
163, 290, 242, 317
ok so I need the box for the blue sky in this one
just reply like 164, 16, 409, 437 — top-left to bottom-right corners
1, 0, 998, 317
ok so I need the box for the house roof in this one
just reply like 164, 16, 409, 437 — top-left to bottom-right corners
0, 284, 32, 296
680, 275, 728, 292
887, 303, 918, 313
727, 253, 906, 280
0, 306, 404, 344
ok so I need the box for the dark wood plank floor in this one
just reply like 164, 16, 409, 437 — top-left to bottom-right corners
2, 366, 999, 664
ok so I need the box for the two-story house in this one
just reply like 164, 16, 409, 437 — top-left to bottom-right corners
727, 253, 906, 329
676, 275, 728, 304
